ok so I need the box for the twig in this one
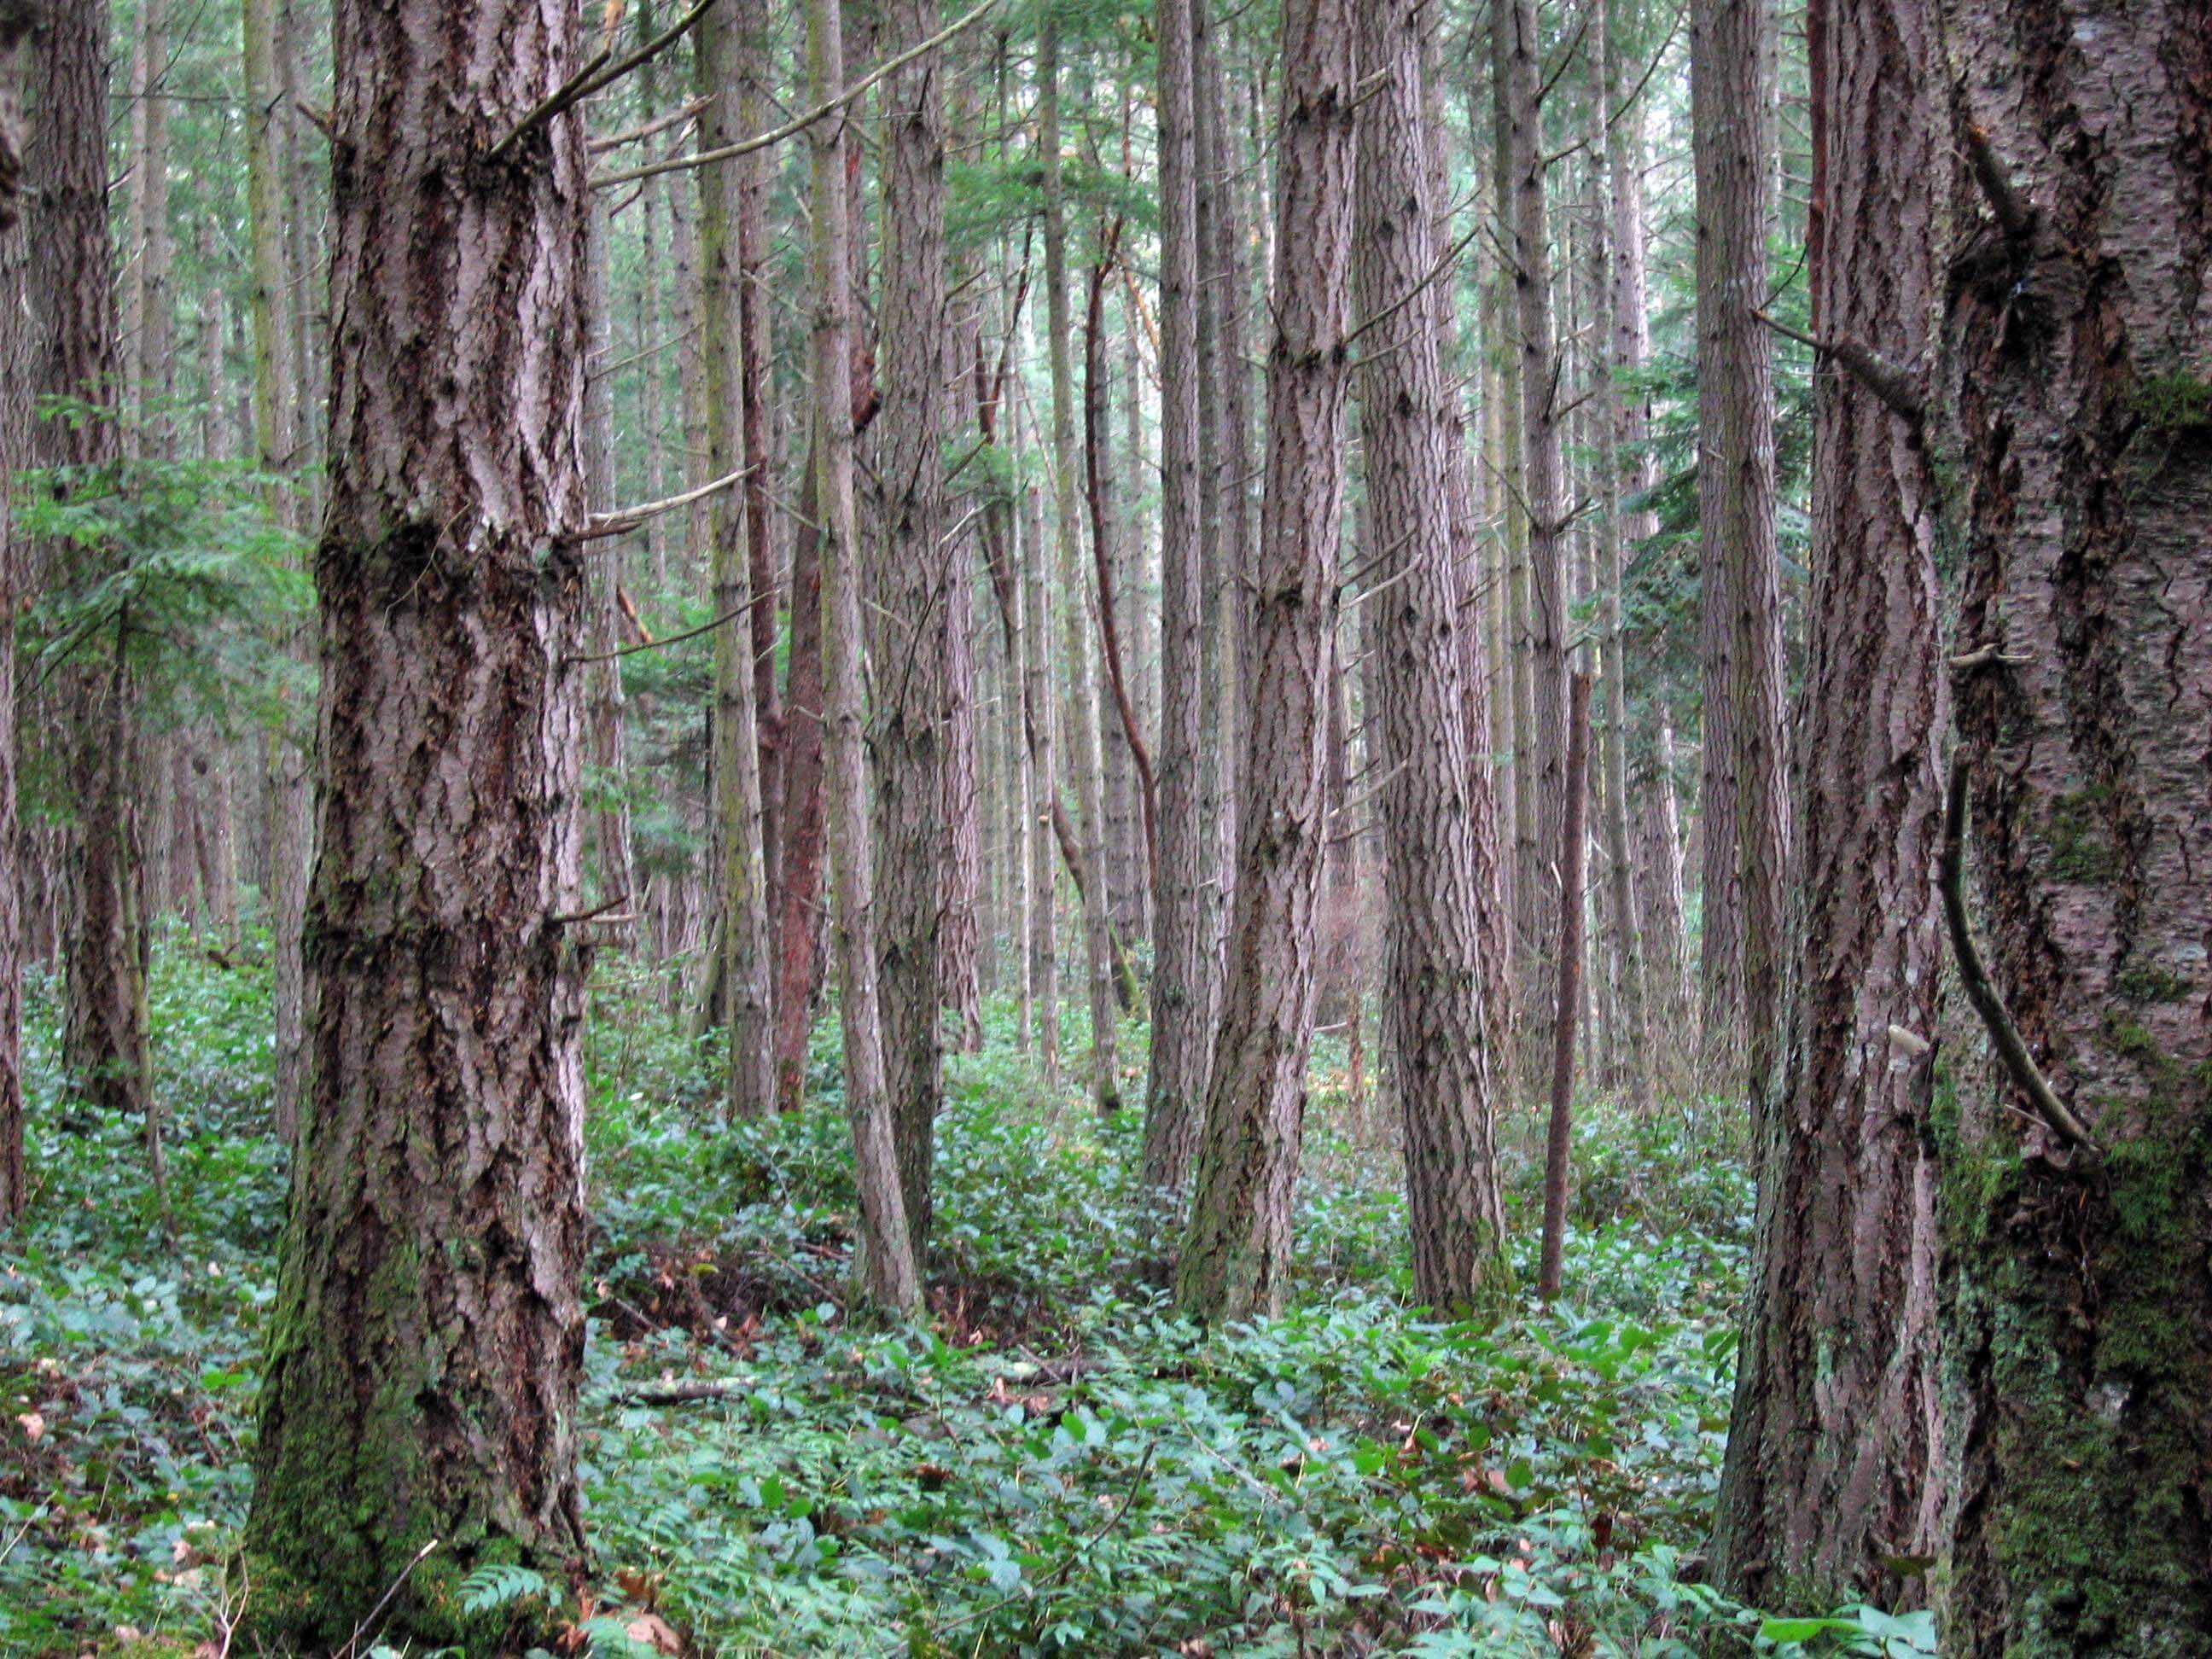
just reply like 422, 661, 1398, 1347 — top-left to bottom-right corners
592, 0, 1002, 189
1963, 122, 2035, 247
576, 463, 747, 541
1752, 306, 1924, 423
549, 893, 631, 926
1947, 642, 2033, 672
566, 601, 748, 664
602, 1378, 751, 1406
1344, 226, 1481, 352
486, 0, 717, 160
1939, 752, 2102, 1158
336, 1536, 440, 1659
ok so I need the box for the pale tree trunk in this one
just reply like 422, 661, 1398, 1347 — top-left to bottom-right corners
940, 555, 983, 1050
1040, 23, 1118, 1115
1538, 672, 1592, 1298
1496, 0, 1569, 1064
1140, 0, 1211, 1189
806, 0, 920, 1313
1179, 0, 1354, 1318
698, 0, 775, 1120
873, 0, 952, 1247
242, 0, 596, 1639
583, 205, 636, 924
1357, 0, 1513, 1314
0, 0, 31, 1229
1691, 0, 1789, 1089
243, 0, 311, 1144
1931, 2, 2212, 1645
1714, 0, 1945, 1604
1022, 480, 1061, 1090
37, 0, 154, 1141
736, 0, 783, 918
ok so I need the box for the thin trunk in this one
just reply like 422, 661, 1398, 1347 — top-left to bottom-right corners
1021, 479, 1060, 1086
1538, 673, 1592, 1298
1040, 24, 1118, 1115
735, 0, 783, 922
874, 0, 952, 1246
771, 434, 829, 1111
1357, 0, 1513, 1314
242, 0, 595, 1639
1141, 0, 1211, 1189
1178, 0, 1355, 1320
584, 205, 637, 924
0, 3, 28, 1228
807, 0, 920, 1313
698, 0, 776, 1119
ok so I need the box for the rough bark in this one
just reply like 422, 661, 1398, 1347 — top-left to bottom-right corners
1177, 0, 1355, 1321
1691, 0, 1789, 1091
735, 0, 783, 916
772, 433, 829, 1112
36, 0, 153, 1136
874, 0, 952, 1244
1356, 0, 1513, 1315
1931, 3, 2212, 1647
1022, 479, 1061, 1090
1140, 0, 1212, 1190
242, 1, 597, 1641
1538, 673, 1592, 1298
0, 0, 29, 1228
583, 204, 636, 926
807, 0, 921, 1313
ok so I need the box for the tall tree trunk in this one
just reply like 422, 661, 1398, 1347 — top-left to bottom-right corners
1496, 0, 1569, 1068
806, 0, 921, 1313
772, 434, 829, 1111
1714, 0, 1946, 1604
874, 0, 953, 1247
1357, 0, 1513, 1315
698, 0, 776, 1120
1022, 481, 1061, 1089
1140, 0, 1211, 1189
583, 204, 636, 924
1538, 672, 1592, 1297
36, 0, 153, 1139
242, 0, 596, 1639
0, 1, 32, 1229
1931, 3, 2212, 1646
1691, 0, 1789, 1092
1178, 0, 1355, 1320
243, 0, 311, 1143
1040, 23, 1118, 1116
735, 0, 783, 917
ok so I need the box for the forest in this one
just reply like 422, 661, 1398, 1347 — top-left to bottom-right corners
0, 0, 2205, 1652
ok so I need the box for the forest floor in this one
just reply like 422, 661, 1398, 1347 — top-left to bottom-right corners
0, 934, 1926, 1657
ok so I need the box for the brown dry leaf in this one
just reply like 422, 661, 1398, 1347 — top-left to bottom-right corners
625, 1612, 683, 1654
15, 1412, 43, 1443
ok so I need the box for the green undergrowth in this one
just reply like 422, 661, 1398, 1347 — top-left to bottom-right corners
0, 934, 1915, 1657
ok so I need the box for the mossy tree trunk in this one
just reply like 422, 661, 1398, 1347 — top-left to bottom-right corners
1931, 1, 2212, 1649
242, 0, 597, 1642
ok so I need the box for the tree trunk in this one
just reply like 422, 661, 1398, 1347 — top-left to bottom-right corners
583, 204, 636, 924
697, 1, 777, 1120
1714, 0, 1947, 1605
806, 0, 920, 1313
1931, 2, 2212, 1646
242, 1, 597, 1640
772, 433, 829, 1112
1177, 0, 1355, 1321
1496, 0, 1569, 1067
1022, 480, 1061, 1090
1141, 0, 1211, 1190
35, 0, 153, 1138
1691, 0, 1789, 1093
0, 2, 31, 1229
1538, 672, 1592, 1298
1356, 0, 1513, 1315
873, 0, 952, 1246
735, 0, 783, 918
1040, 23, 1119, 1117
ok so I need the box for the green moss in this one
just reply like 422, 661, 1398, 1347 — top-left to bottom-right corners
2046, 786, 2119, 883
2113, 963, 2192, 1005
2131, 371, 2212, 433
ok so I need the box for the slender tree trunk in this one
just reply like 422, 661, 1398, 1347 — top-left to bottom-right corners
0, 2, 31, 1229
1538, 674, 1592, 1297
771, 434, 829, 1112
698, 1, 776, 1119
806, 0, 920, 1313
1930, 3, 2212, 1645
735, 0, 783, 918
1141, 0, 1211, 1189
873, 0, 953, 1245
242, 0, 596, 1639
1714, 0, 1946, 1603
583, 205, 636, 923
1039, 24, 1119, 1115
243, 0, 311, 1143
1691, 0, 1789, 1090
940, 551, 984, 1049
1022, 481, 1061, 1090
1179, 0, 1355, 1319
1357, 0, 1513, 1315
